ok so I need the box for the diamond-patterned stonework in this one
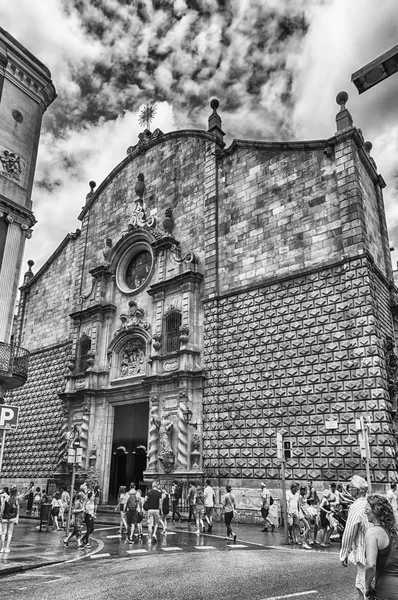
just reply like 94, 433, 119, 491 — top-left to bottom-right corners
203, 256, 395, 483
3, 343, 71, 479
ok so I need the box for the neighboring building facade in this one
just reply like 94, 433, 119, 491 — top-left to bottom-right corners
0, 29, 55, 403
3, 94, 398, 511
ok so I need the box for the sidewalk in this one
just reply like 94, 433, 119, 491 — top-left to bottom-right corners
0, 513, 339, 576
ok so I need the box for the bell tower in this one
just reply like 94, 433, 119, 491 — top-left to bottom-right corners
0, 27, 56, 398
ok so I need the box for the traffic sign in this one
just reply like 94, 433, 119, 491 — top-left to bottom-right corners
0, 405, 19, 429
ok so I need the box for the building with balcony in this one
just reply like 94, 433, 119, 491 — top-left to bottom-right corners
0, 30, 55, 413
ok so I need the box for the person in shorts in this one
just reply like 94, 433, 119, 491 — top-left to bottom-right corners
63, 492, 85, 548
124, 482, 138, 542
286, 482, 300, 544
146, 481, 162, 542
259, 482, 275, 532
186, 481, 197, 524
204, 479, 215, 533
0, 485, 19, 553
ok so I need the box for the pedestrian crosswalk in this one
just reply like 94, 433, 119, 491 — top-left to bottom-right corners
90, 538, 250, 560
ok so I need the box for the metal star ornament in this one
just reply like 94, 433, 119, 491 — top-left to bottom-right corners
138, 102, 157, 131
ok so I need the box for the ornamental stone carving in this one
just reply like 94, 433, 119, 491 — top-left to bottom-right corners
119, 340, 146, 377
114, 300, 150, 336
152, 414, 175, 473
147, 396, 159, 471
0, 147, 24, 184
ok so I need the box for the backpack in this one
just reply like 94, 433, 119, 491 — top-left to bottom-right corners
4, 497, 17, 518
269, 495, 274, 506
126, 492, 137, 511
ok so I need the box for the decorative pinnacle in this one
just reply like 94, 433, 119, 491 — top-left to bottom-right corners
364, 141, 373, 152
210, 98, 220, 111
336, 91, 349, 110
89, 181, 96, 191
27, 260, 34, 269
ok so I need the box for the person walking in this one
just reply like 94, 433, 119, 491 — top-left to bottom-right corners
306, 481, 319, 544
60, 486, 70, 529
32, 487, 41, 517
135, 489, 144, 539
63, 491, 85, 548
298, 486, 312, 549
223, 485, 237, 543
115, 485, 128, 534
93, 483, 101, 516
170, 480, 182, 522
26, 481, 35, 514
159, 486, 170, 534
51, 491, 63, 530
365, 493, 398, 600
0, 485, 19, 554
286, 483, 300, 544
387, 482, 398, 526
186, 481, 197, 524
81, 490, 95, 548
204, 479, 216, 533
340, 475, 369, 600
318, 490, 333, 547
259, 482, 275, 533
194, 486, 206, 534
124, 482, 138, 542
146, 481, 162, 543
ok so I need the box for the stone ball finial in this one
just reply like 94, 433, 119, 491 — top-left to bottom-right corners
336, 91, 349, 107
27, 260, 34, 269
210, 98, 219, 111
364, 141, 373, 152
89, 181, 96, 191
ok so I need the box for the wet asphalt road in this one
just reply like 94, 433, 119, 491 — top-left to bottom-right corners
1, 526, 357, 600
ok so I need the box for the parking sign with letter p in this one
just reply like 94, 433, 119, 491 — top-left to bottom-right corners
0, 405, 19, 429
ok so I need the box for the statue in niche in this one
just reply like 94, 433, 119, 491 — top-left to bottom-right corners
119, 341, 146, 377
152, 415, 175, 473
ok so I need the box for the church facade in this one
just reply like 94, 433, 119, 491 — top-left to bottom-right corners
4, 95, 398, 509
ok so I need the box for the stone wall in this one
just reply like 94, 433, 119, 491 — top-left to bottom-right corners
2, 342, 71, 483
202, 255, 396, 486
217, 144, 340, 292
19, 234, 80, 351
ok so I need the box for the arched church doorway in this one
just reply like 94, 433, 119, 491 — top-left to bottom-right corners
108, 401, 148, 504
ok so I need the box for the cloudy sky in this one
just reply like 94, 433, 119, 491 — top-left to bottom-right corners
2, 0, 398, 273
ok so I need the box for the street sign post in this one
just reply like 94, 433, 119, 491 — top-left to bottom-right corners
0, 404, 20, 479
355, 416, 372, 492
276, 432, 289, 545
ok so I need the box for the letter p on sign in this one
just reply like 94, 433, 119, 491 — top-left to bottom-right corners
0, 405, 19, 429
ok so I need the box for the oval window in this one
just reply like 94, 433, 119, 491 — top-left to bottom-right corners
125, 250, 152, 291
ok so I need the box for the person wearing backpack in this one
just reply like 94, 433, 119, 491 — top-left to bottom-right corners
124, 482, 138, 542
1, 485, 19, 553
260, 482, 275, 532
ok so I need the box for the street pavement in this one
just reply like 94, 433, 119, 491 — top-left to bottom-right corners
0, 511, 340, 577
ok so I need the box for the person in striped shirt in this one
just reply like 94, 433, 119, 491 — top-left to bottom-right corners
340, 476, 369, 599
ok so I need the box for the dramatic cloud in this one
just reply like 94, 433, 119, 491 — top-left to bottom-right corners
2, 0, 398, 271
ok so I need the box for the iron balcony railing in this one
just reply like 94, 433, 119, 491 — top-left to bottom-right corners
0, 341, 30, 385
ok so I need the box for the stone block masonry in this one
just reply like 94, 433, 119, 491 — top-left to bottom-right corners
203, 255, 396, 486
3, 342, 71, 481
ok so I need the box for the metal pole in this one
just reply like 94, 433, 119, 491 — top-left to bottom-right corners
364, 421, 372, 492
0, 429, 6, 479
281, 459, 289, 545
66, 451, 76, 538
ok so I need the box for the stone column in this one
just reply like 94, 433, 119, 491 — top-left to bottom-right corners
147, 396, 159, 472
177, 392, 189, 470
0, 218, 24, 341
